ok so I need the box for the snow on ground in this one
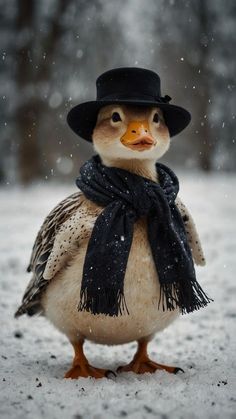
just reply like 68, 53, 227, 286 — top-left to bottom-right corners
0, 172, 236, 419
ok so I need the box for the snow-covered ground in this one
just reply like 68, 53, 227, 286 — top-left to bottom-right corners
0, 172, 236, 419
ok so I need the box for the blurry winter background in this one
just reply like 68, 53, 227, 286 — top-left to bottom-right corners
0, 1, 236, 419
0, 0, 235, 184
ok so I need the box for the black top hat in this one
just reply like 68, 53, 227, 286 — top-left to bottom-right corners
67, 67, 191, 141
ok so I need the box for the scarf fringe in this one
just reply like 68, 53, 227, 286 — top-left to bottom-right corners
78, 288, 130, 316
158, 280, 213, 314
78, 280, 212, 317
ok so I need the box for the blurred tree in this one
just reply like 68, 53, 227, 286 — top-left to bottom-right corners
15, 0, 72, 184
15, 0, 41, 184
194, 0, 213, 171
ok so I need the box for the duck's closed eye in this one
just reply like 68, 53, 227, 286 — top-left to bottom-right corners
111, 112, 122, 122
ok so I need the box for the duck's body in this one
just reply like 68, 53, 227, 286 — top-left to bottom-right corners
41, 196, 179, 346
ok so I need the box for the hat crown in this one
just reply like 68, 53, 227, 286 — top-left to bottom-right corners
96, 67, 162, 102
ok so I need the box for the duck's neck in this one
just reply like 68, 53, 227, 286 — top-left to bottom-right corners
100, 156, 158, 182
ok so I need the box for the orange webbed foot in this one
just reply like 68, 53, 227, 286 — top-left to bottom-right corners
65, 339, 116, 380
116, 339, 184, 375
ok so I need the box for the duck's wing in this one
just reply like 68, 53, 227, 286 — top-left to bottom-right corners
15, 191, 84, 317
175, 197, 206, 266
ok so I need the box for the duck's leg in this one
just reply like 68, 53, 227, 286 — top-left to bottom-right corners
64, 338, 115, 379
117, 339, 184, 375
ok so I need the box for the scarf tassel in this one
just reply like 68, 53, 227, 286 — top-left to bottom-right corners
78, 288, 130, 317
158, 280, 213, 314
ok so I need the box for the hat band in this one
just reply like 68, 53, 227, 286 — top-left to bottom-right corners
97, 92, 169, 103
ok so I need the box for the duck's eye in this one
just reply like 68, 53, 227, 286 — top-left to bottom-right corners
111, 112, 122, 123
153, 113, 159, 123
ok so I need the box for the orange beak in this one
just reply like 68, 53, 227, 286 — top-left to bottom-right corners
120, 120, 155, 151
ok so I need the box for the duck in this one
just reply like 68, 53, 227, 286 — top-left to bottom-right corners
15, 68, 206, 379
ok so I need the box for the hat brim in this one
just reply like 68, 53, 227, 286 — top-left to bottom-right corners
67, 99, 191, 141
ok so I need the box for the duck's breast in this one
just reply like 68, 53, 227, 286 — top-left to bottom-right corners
42, 209, 179, 345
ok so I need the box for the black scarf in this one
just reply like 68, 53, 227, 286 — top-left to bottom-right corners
76, 154, 211, 316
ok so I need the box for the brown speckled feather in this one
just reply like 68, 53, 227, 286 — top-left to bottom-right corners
15, 191, 84, 317
175, 197, 206, 266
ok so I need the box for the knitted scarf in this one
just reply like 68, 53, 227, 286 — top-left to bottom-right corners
76, 154, 211, 316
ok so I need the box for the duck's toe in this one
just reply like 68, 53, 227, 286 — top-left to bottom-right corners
117, 359, 184, 375
65, 364, 116, 379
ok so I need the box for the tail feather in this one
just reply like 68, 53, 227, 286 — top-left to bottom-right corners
14, 302, 43, 318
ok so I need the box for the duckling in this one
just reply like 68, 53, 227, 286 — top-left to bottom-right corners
15, 103, 206, 379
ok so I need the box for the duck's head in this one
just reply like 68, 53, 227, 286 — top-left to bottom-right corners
92, 104, 170, 162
